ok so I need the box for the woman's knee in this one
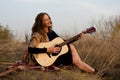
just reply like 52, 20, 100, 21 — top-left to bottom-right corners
69, 44, 75, 50
72, 58, 82, 65
69, 44, 78, 54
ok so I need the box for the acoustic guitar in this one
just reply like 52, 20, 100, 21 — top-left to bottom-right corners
33, 27, 96, 67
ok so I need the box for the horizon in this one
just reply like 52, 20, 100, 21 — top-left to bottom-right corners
0, 0, 120, 40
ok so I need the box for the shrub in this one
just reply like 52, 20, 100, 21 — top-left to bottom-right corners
0, 24, 13, 41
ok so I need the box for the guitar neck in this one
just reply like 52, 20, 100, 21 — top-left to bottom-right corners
58, 26, 96, 47
59, 33, 81, 47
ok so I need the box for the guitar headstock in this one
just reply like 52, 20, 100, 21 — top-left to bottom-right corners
84, 26, 96, 34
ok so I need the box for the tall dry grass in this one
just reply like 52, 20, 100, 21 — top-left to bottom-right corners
74, 33, 120, 80
73, 15, 120, 80
0, 40, 102, 80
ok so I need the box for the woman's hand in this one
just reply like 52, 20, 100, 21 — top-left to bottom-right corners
47, 46, 61, 53
80, 32, 85, 39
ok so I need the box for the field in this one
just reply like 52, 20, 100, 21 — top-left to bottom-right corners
0, 33, 120, 80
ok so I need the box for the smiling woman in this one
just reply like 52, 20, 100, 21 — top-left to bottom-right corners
25, 12, 97, 73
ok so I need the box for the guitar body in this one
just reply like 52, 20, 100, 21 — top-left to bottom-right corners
33, 37, 69, 67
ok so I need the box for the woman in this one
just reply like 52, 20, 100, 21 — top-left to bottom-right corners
28, 12, 95, 73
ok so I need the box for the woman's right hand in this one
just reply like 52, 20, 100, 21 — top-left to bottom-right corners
47, 46, 61, 53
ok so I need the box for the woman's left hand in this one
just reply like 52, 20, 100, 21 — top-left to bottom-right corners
80, 32, 85, 39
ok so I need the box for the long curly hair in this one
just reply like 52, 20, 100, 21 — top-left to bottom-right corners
32, 12, 52, 35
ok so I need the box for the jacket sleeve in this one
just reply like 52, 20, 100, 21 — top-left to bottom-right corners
28, 47, 47, 54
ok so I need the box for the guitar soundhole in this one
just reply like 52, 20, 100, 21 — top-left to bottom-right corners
52, 53, 59, 56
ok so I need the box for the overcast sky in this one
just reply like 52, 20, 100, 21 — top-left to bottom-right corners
0, 0, 120, 40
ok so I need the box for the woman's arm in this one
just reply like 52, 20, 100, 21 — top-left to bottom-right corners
28, 46, 60, 54
28, 32, 60, 54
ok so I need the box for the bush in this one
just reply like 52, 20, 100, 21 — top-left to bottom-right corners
0, 24, 13, 41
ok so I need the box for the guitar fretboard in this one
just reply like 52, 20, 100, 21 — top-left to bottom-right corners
58, 26, 96, 47
59, 33, 80, 47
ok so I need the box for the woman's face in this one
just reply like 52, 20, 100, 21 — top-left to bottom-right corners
42, 14, 52, 28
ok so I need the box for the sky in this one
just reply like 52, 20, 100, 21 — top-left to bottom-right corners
0, 0, 120, 40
